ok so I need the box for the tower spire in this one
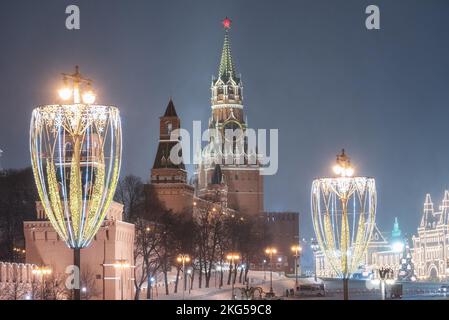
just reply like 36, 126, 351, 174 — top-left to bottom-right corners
218, 17, 238, 81
421, 193, 435, 228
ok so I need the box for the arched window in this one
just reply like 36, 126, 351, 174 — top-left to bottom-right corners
167, 122, 173, 135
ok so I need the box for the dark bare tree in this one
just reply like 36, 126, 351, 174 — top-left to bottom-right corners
0, 168, 37, 261
114, 175, 145, 222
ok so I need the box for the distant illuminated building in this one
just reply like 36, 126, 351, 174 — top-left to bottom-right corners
412, 192, 449, 281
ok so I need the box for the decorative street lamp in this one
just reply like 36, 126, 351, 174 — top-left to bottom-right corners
32, 266, 52, 300
265, 247, 277, 297
226, 253, 240, 300
187, 269, 192, 295
311, 150, 376, 300
177, 254, 191, 300
30, 66, 122, 300
263, 259, 267, 281
291, 245, 302, 287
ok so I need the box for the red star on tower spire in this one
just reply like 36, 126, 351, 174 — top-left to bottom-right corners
222, 17, 232, 30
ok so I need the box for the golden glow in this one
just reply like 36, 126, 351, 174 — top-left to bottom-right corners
58, 87, 72, 100
226, 253, 240, 261
265, 247, 277, 255
291, 245, 302, 253
32, 266, 52, 275
177, 254, 191, 263
333, 165, 342, 175
333, 149, 354, 177
82, 91, 96, 104
113, 259, 131, 269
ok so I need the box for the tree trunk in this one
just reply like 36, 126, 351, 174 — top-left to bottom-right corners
239, 267, 243, 283
205, 262, 212, 288
219, 269, 224, 288
244, 265, 250, 285
164, 270, 169, 295
134, 287, 141, 300
198, 261, 203, 289
233, 265, 238, 285
227, 264, 232, 285
190, 269, 195, 290
174, 267, 180, 294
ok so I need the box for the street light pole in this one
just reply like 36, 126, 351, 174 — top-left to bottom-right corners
265, 248, 277, 297
32, 266, 52, 300
177, 254, 191, 301
226, 253, 240, 300
263, 260, 266, 281
291, 245, 302, 287
311, 240, 319, 282
187, 269, 192, 295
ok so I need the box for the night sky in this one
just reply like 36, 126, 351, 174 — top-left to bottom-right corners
1, 0, 449, 239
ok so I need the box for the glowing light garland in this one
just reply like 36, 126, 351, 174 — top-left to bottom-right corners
311, 151, 376, 280
30, 69, 122, 250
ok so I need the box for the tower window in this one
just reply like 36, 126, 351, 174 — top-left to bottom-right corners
167, 122, 173, 135
235, 175, 238, 180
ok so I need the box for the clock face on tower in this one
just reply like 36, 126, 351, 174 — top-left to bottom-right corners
222, 120, 244, 142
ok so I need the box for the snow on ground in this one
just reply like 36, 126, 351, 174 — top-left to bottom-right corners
140, 270, 318, 300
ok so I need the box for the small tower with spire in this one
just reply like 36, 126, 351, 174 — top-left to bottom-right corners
439, 190, 449, 225
392, 217, 402, 239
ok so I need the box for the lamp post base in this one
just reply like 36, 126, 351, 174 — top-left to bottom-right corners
74, 248, 81, 300
343, 278, 349, 300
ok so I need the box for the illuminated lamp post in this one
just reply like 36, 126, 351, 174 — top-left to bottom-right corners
310, 239, 320, 282
265, 247, 277, 297
226, 253, 240, 300
30, 66, 122, 300
32, 266, 52, 300
311, 150, 376, 300
291, 245, 302, 287
177, 254, 191, 300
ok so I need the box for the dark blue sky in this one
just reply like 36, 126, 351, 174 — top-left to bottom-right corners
1, 0, 449, 238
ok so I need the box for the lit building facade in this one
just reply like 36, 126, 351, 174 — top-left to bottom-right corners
412, 192, 449, 280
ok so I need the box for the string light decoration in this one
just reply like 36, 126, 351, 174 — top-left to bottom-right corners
311, 150, 376, 300
30, 66, 122, 299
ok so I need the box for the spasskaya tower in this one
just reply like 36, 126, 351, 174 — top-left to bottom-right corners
196, 18, 264, 216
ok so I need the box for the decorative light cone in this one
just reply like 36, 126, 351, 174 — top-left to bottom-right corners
30, 67, 122, 299
311, 150, 376, 299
